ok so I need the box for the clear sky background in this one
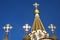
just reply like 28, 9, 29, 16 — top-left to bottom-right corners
0, 0, 60, 40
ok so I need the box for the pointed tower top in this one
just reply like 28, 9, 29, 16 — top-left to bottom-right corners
32, 3, 45, 31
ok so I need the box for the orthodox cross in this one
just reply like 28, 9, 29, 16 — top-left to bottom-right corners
3, 24, 13, 33
33, 2, 39, 9
48, 24, 56, 33
23, 24, 31, 32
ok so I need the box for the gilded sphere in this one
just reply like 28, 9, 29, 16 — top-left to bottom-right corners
34, 9, 39, 14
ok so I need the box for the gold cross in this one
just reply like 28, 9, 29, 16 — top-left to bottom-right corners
48, 24, 56, 33
23, 24, 31, 32
3, 24, 13, 33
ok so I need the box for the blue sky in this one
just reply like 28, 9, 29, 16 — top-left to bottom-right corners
0, 0, 60, 40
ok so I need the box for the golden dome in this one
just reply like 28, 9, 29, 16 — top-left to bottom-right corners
52, 35, 58, 40
23, 35, 31, 40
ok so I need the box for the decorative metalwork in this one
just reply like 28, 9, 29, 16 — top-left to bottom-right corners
48, 24, 56, 33
23, 24, 31, 32
33, 2, 39, 9
3, 24, 13, 33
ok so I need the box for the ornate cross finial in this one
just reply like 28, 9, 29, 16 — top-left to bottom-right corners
23, 24, 31, 32
33, 2, 39, 9
3, 24, 13, 33
48, 24, 56, 33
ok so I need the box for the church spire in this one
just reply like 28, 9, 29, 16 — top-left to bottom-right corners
48, 24, 58, 40
32, 2, 45, 31
23, 24, 31, 40
3, 24, 13, 40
